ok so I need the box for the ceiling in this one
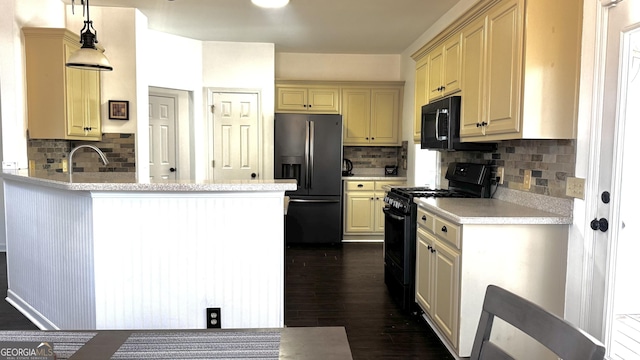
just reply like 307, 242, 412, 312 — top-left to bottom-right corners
78, 0, 462, 54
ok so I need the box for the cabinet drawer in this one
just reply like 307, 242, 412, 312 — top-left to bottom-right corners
417, 208, 435, 233
375, 181, 405, 191
346, 181, 374, 191
434, 217, 461, 249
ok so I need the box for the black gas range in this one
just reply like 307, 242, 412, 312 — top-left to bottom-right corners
382, 163, 492, 312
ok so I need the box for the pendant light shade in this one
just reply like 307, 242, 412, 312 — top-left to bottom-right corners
66, 0, 113, 71
251, 0, 289, 9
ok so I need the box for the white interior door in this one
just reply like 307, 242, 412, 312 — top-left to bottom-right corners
149, 95, 177, 181
591, 1, 640, 358
211, 92, 260, 181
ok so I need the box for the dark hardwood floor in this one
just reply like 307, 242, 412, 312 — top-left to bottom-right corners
1, 244, 453, 359
286, 243, 453, 360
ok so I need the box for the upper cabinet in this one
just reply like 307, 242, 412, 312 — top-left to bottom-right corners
276, 81, 404, 146
414, 57, 429, 142
412, 0, 583, 143
275, 84, 340, 114
23, 27, 102, 141
342, 85, 403, 146
428, 33, 462, 102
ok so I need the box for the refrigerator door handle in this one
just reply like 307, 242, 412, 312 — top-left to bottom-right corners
289, 199, 340, 204
309, 120, 315, 189
304, 120, 310, 189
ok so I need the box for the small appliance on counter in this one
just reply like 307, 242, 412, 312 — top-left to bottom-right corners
384, 165, 398, 176
342, 158, 353, 176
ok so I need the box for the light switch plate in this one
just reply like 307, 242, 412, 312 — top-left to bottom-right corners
566, 177, 586, 199
523, 170, 532, 190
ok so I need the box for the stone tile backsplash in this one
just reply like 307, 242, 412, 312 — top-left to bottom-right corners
344, 146, 401, 169
27, 133, 136, 178
440, 139, 576, 198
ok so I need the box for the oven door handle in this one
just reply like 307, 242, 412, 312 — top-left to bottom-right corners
383, 207, 406, 221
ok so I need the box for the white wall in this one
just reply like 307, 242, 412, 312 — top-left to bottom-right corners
276, 53, 401, 81
202, 41, 276, 179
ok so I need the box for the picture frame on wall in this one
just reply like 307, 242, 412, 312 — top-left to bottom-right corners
108, 100, 129, 120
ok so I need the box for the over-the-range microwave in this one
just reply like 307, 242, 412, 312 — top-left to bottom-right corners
420, 96, 496, 152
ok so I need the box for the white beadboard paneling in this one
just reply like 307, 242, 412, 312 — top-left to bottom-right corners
91, 192, 285, 329
4, 176, 286, 331
3, 180, 96, 330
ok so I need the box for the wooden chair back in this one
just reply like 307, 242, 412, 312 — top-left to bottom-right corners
470, 285, 605, 360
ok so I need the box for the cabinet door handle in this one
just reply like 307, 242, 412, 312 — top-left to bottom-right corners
427, 245, 432, 250
371, 137, 375, 140
421, 215, 427, 221
308, 104, 312, 108
431, 248, 436, 253
370, 197, 374, 200
441, 226, 448, 233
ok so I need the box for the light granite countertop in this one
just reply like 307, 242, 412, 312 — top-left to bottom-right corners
342, 175, 407, 181
414, 197, 572, 225
1, 170, 297, 192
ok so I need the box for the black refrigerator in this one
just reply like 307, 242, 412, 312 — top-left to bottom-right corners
275, 114, 343, 244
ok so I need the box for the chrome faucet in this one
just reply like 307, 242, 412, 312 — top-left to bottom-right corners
68, 144, 109, 182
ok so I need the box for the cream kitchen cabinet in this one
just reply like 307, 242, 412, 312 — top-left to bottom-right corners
414, 201, 569, 359
412, 0, 582, 142
23, 27, 102, 141
415, 209, 461, 348
343, 180, 405, 237
427, 33, 462, 102
342, 86, 402, 146
275, 84, 340, 114
414, 57, 429, 142
460, 0, 582, 141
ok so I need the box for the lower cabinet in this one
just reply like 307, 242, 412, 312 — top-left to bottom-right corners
415, 205, 569, 359
343, 180, 405, 237
416, 214, 461, 349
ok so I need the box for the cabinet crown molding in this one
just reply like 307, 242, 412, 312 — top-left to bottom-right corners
411, 0, 501, 61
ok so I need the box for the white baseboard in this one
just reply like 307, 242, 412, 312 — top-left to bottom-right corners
6, 290, 59, 330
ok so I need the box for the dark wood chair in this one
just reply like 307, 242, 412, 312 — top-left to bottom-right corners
470, 285, 605, 360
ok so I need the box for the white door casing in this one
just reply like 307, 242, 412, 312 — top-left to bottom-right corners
149, 95, 177, 181
581, 1, 640, 357
210, 92, 260, 181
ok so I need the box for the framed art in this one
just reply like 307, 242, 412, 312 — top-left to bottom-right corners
108, 100, 129, 120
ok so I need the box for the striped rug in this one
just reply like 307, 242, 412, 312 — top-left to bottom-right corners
110, 330, 281, 359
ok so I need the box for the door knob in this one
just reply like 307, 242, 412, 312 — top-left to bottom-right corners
251, 173, 257, 178
169, 167, 176, 172
590, 218, 609, 232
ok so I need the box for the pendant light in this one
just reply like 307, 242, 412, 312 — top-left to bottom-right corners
251, 0, 289, 9
66, 0, 113, 71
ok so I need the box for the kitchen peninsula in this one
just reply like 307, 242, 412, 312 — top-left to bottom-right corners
2, 171, 296, 331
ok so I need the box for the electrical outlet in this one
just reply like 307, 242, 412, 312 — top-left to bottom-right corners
523, 170, 532, 190
566, 177, 586, 199
62, 159, 68, 173
206, 308, 221, 329
497, 167, 504, 184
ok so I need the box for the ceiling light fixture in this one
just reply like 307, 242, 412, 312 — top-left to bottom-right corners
66, 0, 113, 71
251, 0, 289, 9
